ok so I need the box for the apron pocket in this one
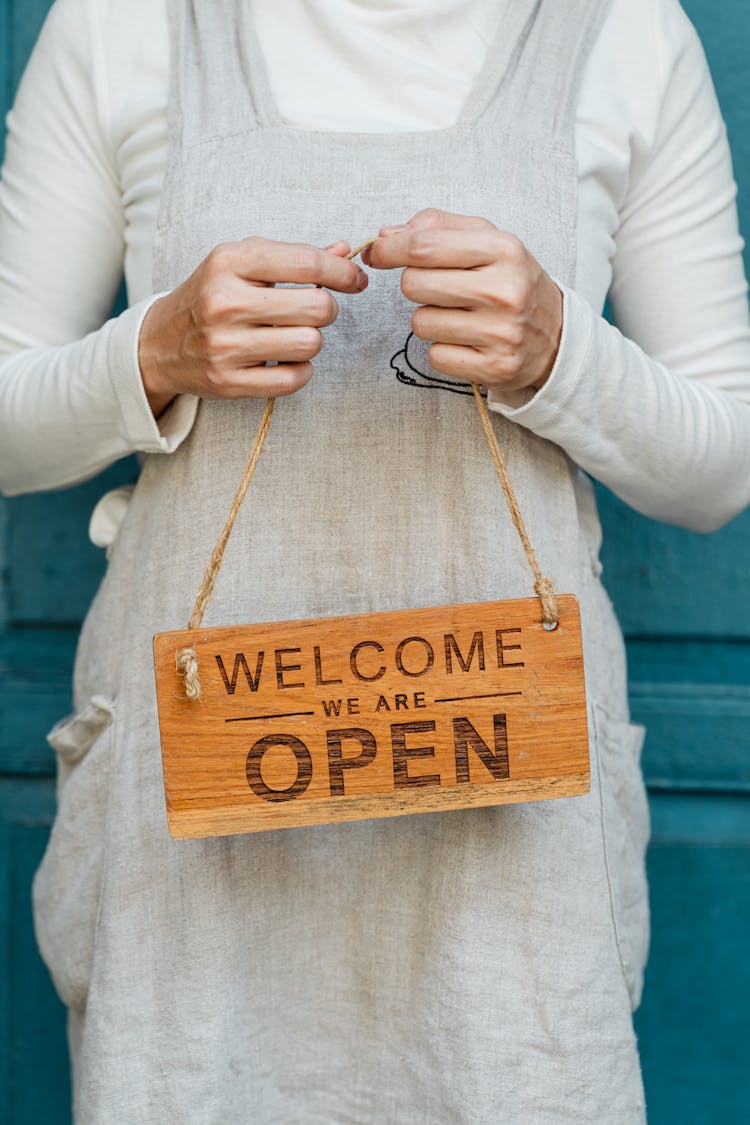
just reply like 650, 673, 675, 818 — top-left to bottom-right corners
33, 696, 116, 1012
593, 702, 651, 1010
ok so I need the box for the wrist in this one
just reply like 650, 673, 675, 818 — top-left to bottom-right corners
532, 278, 564, 392
138, 295, 177, 419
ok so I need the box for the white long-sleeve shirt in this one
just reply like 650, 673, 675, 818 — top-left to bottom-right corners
1, 0, 749, 542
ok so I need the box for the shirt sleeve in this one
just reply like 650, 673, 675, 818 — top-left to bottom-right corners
488, 0, 750, 534
0, 0, 196, 497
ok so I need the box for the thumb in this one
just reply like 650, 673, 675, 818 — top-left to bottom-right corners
323, 239, 352, 257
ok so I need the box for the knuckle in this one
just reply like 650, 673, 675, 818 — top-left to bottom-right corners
400, 268, 420, 302
506, 352, 525, 377
271, 369, 296, 396
489, 351, 521, 382
409, 231, 438, 264
273, 364, 311, 396
204, 358, 231, 390
202, 325, 228, 355
205, 243, 233, 277
489, 231, 510, 258
483, 352, 508, 382
238, 235, 265, 270
309, 289, 337, 325
498, 231, 526, 263
499, 321, 525, 349
410, 307, 431, 339
506, 278, 532, 313
293, 247, 323, 283
414, 207, 444, 229
296, 326, 322, 358
196, 290, 224, 325
324, 290, 340, 322
472, 276, 502, 306
428, 342, 446, 371
234, 234, 265, 272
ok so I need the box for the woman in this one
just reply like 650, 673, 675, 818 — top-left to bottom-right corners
1, 0, 749, 1121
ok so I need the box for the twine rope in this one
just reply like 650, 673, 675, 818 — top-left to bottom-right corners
470, 383, 559, 628
175, 396, 275, 699
175, 236, 558, 700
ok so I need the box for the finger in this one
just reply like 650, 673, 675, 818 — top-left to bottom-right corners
395, 208, 496, 233
208, 362, 314, 400
359, 240, 382, 268
411, 306, 497, 348
242, 325, 324, 363
214, 280, 339, 328
427, 342, 487, 381
204, 326, 324, 369
229, 237, 367, 292
399, 267, 488, 309
368, 228, 516, 271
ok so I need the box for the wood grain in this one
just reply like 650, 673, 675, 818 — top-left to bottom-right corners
153, 595, 590, 837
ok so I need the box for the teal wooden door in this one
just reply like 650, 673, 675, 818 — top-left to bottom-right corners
1, 2, 748, 1121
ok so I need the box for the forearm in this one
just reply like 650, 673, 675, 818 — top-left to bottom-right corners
0, 0, 196, 495
489, 286, 750, 532
0, 297, 197, 495
490, 1, 750, 533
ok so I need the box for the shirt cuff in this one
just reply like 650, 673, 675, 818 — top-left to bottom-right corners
106, 293, 199, 453
486, 282, 595, 433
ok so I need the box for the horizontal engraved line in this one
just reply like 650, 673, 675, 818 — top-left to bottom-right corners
433, 691, 523, 704
225, 711, 315, 723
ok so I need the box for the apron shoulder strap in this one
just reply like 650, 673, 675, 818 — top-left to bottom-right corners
478, 0, 616, 142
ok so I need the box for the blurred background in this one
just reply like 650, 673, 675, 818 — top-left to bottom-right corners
0, 1, 748, 1120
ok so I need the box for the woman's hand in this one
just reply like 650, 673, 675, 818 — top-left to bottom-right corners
138, 237, 368, 417
363, 209, 563, 396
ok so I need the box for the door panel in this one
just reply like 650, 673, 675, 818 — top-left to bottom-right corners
0, 781, 69, 1125
636, 795, 750, 1123
5, 462, 137, 625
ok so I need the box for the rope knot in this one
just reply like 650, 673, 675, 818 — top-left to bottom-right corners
534, 576, 559, 629
176, 647, 202, 701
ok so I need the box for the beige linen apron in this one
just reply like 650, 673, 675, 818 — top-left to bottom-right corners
34, 1, 650, 1120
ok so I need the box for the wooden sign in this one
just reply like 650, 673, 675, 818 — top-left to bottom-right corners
153, 595, 589, 838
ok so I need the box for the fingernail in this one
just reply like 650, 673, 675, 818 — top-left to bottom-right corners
380, 224, 410, 236
356, 270, 368, 291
